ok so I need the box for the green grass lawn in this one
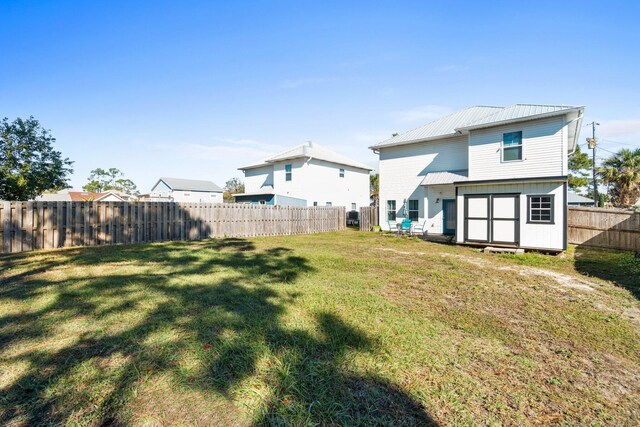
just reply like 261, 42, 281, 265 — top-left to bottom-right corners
1, 231, 639, 426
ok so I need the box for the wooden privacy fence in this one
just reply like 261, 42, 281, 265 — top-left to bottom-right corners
359, 206, 379, 231
568, 206, 640, 251
0, 202, 346, 254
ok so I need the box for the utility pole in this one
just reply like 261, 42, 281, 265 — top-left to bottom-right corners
586, 122, 599, 206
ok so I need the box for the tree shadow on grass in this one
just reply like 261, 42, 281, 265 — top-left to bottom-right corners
573, 245, 640, 300
0, 238, 437, 426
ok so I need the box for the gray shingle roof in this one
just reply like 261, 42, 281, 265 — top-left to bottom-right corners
158, 177, 223, 192
240, 142, 373, 171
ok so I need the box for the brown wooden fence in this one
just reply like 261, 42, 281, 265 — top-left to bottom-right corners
0, 202, 346, 254
568, 206, 640, 251
359, 206, 379, 231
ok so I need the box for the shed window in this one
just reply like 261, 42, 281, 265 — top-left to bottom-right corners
285, 164, 292, 181
528, 195, 554, 223
408, 199, 419, 221
387, 200, 396, 221
502, 131, 523, 162
339, 168, 345, 178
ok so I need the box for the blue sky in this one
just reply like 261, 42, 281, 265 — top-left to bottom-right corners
2, 1, 639, 192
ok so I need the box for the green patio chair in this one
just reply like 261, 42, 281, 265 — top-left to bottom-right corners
400, 218, 412, 233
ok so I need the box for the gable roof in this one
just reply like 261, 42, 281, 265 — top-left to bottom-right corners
154, 177, 223, 192
239, 142, 373, 171
371, 104, 584, 149
456, 104, 582, 130
568, 192, 595, 204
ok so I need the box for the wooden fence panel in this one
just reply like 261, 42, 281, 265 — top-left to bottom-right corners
0, 202, 346, 254
359, 206, 379, 231
568, 206, 640, 251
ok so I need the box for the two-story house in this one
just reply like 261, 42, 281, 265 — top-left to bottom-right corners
235, 141, 372, 209
371, 104, 584, 251
148, 177, 224, 203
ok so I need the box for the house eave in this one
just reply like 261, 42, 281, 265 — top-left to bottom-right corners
369, 132, 465, 151
455, 107, 585, 132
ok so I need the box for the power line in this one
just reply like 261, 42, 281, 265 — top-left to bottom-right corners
600, 139, 639, 147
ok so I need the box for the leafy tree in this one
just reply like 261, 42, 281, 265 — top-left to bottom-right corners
223, 177, 245, 202
369, 173, 379, 207
568, 145, 591, 194
0, 117, 73, 200
598, 148, 640, 207
83, 168, 139, 196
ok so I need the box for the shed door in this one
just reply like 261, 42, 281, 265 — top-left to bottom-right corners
491, 195, 519, 244
464, 196, 490, 242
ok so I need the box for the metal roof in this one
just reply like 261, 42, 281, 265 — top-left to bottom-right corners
371, 106, 502, 148
240, 142, 373, 171
371, 104, 584, 149
420, 170, 468, 186
457, 104, 582, 130
567, 192, 595, 204
233, 186, 275, 197
157, 177, 223, 192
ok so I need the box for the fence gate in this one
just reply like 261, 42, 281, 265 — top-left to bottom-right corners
359, 206, 379, 231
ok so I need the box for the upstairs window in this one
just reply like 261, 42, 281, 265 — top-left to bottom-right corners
326, 202, 332, 207
351, 203, 356, 211
502, 131, 523, 162
313, 201, 318, 207
339, 168, 345, 178
528, 195, 554, 223
285, 164, 292, 181
184, 193, 190, 197
387, 200, 396, 221
408, 199, 419, 221
259, 200, 266, 205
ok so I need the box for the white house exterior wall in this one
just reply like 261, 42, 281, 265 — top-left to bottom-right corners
468, 116, 566, 181
243, 158, 370, 209
456, 181, 566, 250
378, 135, 467, 231
169, 190, 223, 203
243, 166, 274, 193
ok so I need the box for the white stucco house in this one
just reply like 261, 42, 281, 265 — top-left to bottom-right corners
371, 104, 584, 251
149, 177, 224, 203
235, 141, 372, 209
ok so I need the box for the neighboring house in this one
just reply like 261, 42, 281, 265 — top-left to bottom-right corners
235, 141, 372, 209
371, 104, 584, 251
34, 190, 126, 202
568, 192, 595, 207
149, 177, 223, 203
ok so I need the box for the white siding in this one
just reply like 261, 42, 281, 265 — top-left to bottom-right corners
456, 181, 565, 250
468, 116, 566, 181
243, 166, 273, 193
170, 190, 223, 203
242, 159, 370, 209
378, 135, 467, 231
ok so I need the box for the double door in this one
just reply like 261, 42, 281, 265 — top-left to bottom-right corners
464, 194, 519, 245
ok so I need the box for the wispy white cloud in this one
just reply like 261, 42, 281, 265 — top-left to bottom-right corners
390, 105, 452, 124
280, 77, 336, 89
599, 119, 640, 141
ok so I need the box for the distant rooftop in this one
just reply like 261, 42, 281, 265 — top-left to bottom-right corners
240, 141, 373, 171
156, 177, 223, 192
